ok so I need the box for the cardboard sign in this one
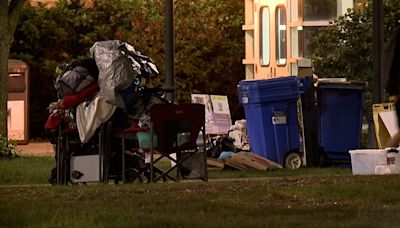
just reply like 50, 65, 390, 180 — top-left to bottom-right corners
191, 94, 232, 134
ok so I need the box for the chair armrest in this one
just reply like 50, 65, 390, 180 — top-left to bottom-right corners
124, 127, 148, 134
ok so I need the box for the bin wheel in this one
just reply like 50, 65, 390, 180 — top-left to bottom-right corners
284, 153, 302, 169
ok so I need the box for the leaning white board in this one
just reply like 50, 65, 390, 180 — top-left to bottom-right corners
379, 111, 399, 137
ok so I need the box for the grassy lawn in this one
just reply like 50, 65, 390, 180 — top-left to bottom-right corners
1, 156, 399, 227
0, 156, 54, 185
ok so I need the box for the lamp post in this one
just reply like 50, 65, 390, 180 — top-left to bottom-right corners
372, 0, 384, 103
370, 0, 384, 147
166, 0, 174, 101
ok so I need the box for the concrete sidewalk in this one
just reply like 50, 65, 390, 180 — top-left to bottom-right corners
16, 142, 54, 156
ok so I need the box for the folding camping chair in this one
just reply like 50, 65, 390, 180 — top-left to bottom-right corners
117, 121, 172, 183
116, 88, 174, 183
116, 120, 149, 183
149, 103, 208, 182
53, 122, 110, 185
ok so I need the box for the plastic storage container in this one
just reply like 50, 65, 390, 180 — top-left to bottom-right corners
349, 149, 387, 175
237, 76, 301, 166
317, 80, 366, 163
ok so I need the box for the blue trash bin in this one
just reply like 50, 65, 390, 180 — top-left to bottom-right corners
237, 76, 301, 166
317, 80, 366, 163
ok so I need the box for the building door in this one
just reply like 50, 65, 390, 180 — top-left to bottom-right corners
255, 0, 290, 79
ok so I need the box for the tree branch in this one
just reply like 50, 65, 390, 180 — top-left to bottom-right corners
9, 0, 26, 15
0, 0, 8, 24
8, 0, 26, 35
0, 0, 7, 11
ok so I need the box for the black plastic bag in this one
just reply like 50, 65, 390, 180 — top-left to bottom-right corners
207, 136, 237, 158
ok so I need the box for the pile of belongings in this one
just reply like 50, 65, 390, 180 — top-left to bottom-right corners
45, 40, 165, 143
207, 120, 282, 171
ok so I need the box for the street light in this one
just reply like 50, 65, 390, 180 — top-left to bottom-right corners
372, 0, 384, 103
370, 0, 384, 148
166, 0, 174, 101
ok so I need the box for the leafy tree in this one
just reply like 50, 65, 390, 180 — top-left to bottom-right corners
0, 0, 26, 141
311, 0, 400, 98
172, 0, 244, 111
11, 0, 244, 138
12, 0, 160, 137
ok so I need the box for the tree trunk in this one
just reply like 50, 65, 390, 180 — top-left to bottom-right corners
0, 0, 26, 139
0, 28, 12, 139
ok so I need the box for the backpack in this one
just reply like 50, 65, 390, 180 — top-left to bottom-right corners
54, 58, 98, 98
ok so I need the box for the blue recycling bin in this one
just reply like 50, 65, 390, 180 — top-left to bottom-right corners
317, 81, 366, 162
237, 76, 301, 165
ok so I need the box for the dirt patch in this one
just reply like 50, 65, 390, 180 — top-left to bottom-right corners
16, 142, 54, 156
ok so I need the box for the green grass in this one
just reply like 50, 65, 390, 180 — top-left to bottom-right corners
0, 156, 352, 185
208, 166, 352, 179
0, 156, 54, 185
1, 156, 399, 227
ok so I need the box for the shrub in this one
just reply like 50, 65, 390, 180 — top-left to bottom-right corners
0, 135, 19, 159
311, 0, 400, 98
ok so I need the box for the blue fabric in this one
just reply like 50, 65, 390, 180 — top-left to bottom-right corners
217, 151, 234, 161
137, 132, 158, 148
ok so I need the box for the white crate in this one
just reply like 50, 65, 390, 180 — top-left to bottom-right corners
349, 150, 387, 175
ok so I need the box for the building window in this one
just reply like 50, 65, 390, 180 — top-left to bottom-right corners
303, 26, 322, 57
303, 0, 337, 21
260, 7, 270, 66
291, 26, 304, 58
276, 6, 287, 66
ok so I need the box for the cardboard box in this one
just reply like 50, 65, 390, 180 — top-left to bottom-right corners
372, 103, 397, 148
297, 58, 313, 78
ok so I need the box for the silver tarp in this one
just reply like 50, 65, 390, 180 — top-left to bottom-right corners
90, 40, 141, 109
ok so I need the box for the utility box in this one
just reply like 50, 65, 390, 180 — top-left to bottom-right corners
8, 59, 29, 144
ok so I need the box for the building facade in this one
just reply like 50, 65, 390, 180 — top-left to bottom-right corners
243, 0, 354, 79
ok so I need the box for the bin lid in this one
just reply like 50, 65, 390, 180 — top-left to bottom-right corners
317, 78, 367, 90
237, 76, 300, 104
238, 76, 299, 90
8, 59, 29, 71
